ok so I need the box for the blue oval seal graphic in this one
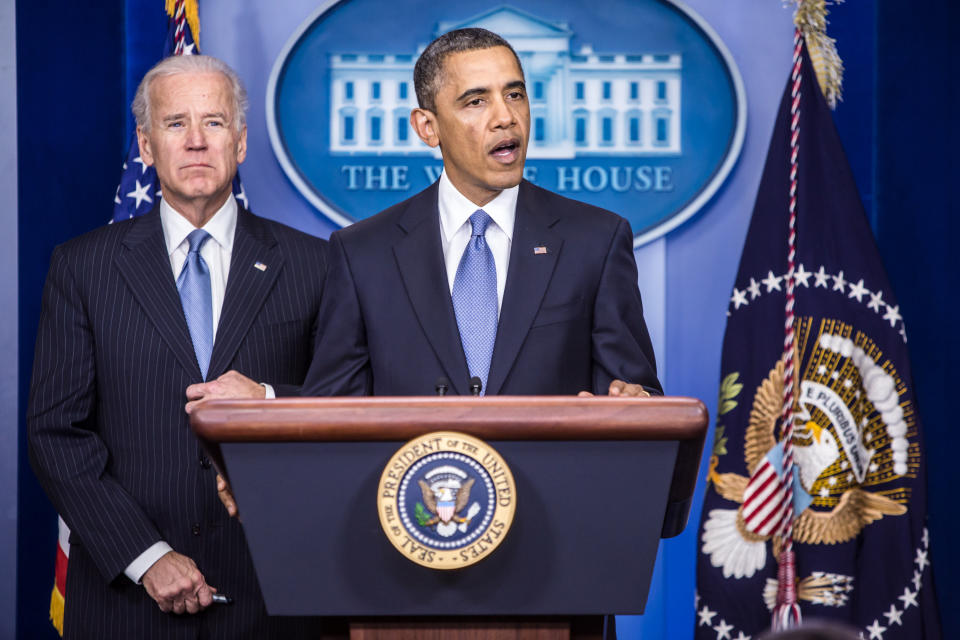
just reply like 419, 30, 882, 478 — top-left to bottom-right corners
267, 0, 746, 246
377, 431, 516, 569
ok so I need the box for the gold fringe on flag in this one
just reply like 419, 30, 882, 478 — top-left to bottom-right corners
165, 0, 201, 50
49, 585, 65, 636
788, 0, 844, 109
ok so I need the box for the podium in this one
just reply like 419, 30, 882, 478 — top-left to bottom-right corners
191, 396, 707, 639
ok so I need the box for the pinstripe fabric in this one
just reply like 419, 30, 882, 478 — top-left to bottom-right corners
27, 206, 327, 639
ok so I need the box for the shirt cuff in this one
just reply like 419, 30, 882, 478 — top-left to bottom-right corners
261, 383, 275, 399
125, 541, 173, 584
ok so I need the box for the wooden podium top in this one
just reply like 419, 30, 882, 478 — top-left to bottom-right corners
191, 395, 707, 443
191, 396, 708, 539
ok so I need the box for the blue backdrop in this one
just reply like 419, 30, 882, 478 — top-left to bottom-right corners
10, 1, 958, 638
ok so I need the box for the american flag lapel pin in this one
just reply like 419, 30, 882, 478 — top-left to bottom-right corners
254, 261, 268, 271
533, 246, 548, 255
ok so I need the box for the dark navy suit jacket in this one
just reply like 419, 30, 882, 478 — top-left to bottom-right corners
302, 180, 661, 397
28, 206, 326, 639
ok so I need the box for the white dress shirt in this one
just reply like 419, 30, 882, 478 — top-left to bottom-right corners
437, 171, 517, 315
124, 194, 271, 583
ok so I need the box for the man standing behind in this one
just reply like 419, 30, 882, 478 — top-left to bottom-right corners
302, 28, 660, 398
28, 55, 325, 638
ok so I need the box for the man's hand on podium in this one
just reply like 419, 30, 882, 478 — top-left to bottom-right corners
185, 370, 266, 415
216, 474, 239, 518
578, 379, 651, 398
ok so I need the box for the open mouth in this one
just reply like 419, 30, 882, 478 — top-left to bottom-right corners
489, 138, 520, 162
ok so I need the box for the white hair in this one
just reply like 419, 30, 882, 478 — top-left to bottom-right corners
132, 55, 248, 132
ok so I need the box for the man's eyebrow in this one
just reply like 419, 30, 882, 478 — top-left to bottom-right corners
455, 86, 488, 102
160, 111, 228, 122
454, 80, 526, 103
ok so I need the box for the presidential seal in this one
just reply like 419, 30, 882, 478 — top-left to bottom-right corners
703, 316, 915, 603
377, 431, 516, 569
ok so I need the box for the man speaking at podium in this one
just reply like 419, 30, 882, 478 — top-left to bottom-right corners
302, 27, 661, 399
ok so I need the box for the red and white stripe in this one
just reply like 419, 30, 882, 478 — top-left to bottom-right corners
741, 458, 789, 537
55, 516, 69, 594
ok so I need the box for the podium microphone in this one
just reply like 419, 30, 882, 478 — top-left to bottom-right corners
434, 377, 450, 396
469, 376, 483, 396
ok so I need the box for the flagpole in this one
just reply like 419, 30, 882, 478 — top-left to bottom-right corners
771, 27, 804, 632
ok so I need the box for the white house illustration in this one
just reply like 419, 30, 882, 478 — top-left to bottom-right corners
328, 5, 682, 158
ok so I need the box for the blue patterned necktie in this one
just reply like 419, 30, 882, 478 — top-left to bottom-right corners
177, 229, 213, 379
452, 210, 498, 395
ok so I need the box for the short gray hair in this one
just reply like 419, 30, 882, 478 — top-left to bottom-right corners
132, 55, 249, 132
414, 28, 524, 112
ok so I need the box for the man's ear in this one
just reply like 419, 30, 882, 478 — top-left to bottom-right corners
410, 108, 440, 148
236, 125, 248, 164
136, 126, 155, 166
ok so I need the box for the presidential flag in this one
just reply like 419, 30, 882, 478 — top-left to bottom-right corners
694, 34, 941, 640
51, 1, 249, 634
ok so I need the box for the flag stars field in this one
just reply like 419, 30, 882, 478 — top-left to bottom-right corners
728, 265, 909, 342
132, 155, 148, 174
898, 587, 918, 609
866, 619, 887, 639
712, 619, 734, 639
832, 270, 847, 292
848, 278, 869, 301
761, 270, 782, 292
698, 605, 717, 626
883, 604, 904, 626
731, 288, 748, 309
125, 178, 153, 209
794, 263, 812, 286
814, 265, 830, 287
882, 304, 902, 327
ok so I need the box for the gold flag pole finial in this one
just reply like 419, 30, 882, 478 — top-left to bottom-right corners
789, 0, 844, 109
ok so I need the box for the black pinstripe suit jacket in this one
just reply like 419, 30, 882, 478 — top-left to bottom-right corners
27, 206, 327, 639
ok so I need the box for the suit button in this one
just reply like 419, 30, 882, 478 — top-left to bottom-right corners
192, 524, 201, 536
199, 456, 211, 469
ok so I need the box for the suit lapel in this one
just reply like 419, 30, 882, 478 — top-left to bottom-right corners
207, 208, 283, 380
393, 184, 471, 395
115, 209, 203, 380
486, 183, 563, 395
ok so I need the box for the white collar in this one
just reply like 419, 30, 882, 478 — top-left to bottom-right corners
437, 171, 517, 242
160, 194, 238, 256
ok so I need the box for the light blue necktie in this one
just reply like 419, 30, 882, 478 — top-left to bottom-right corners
177, 229, 213, 379
452, 210, 498, 395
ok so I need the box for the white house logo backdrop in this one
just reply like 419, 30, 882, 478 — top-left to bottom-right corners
267, 0, 745, 246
